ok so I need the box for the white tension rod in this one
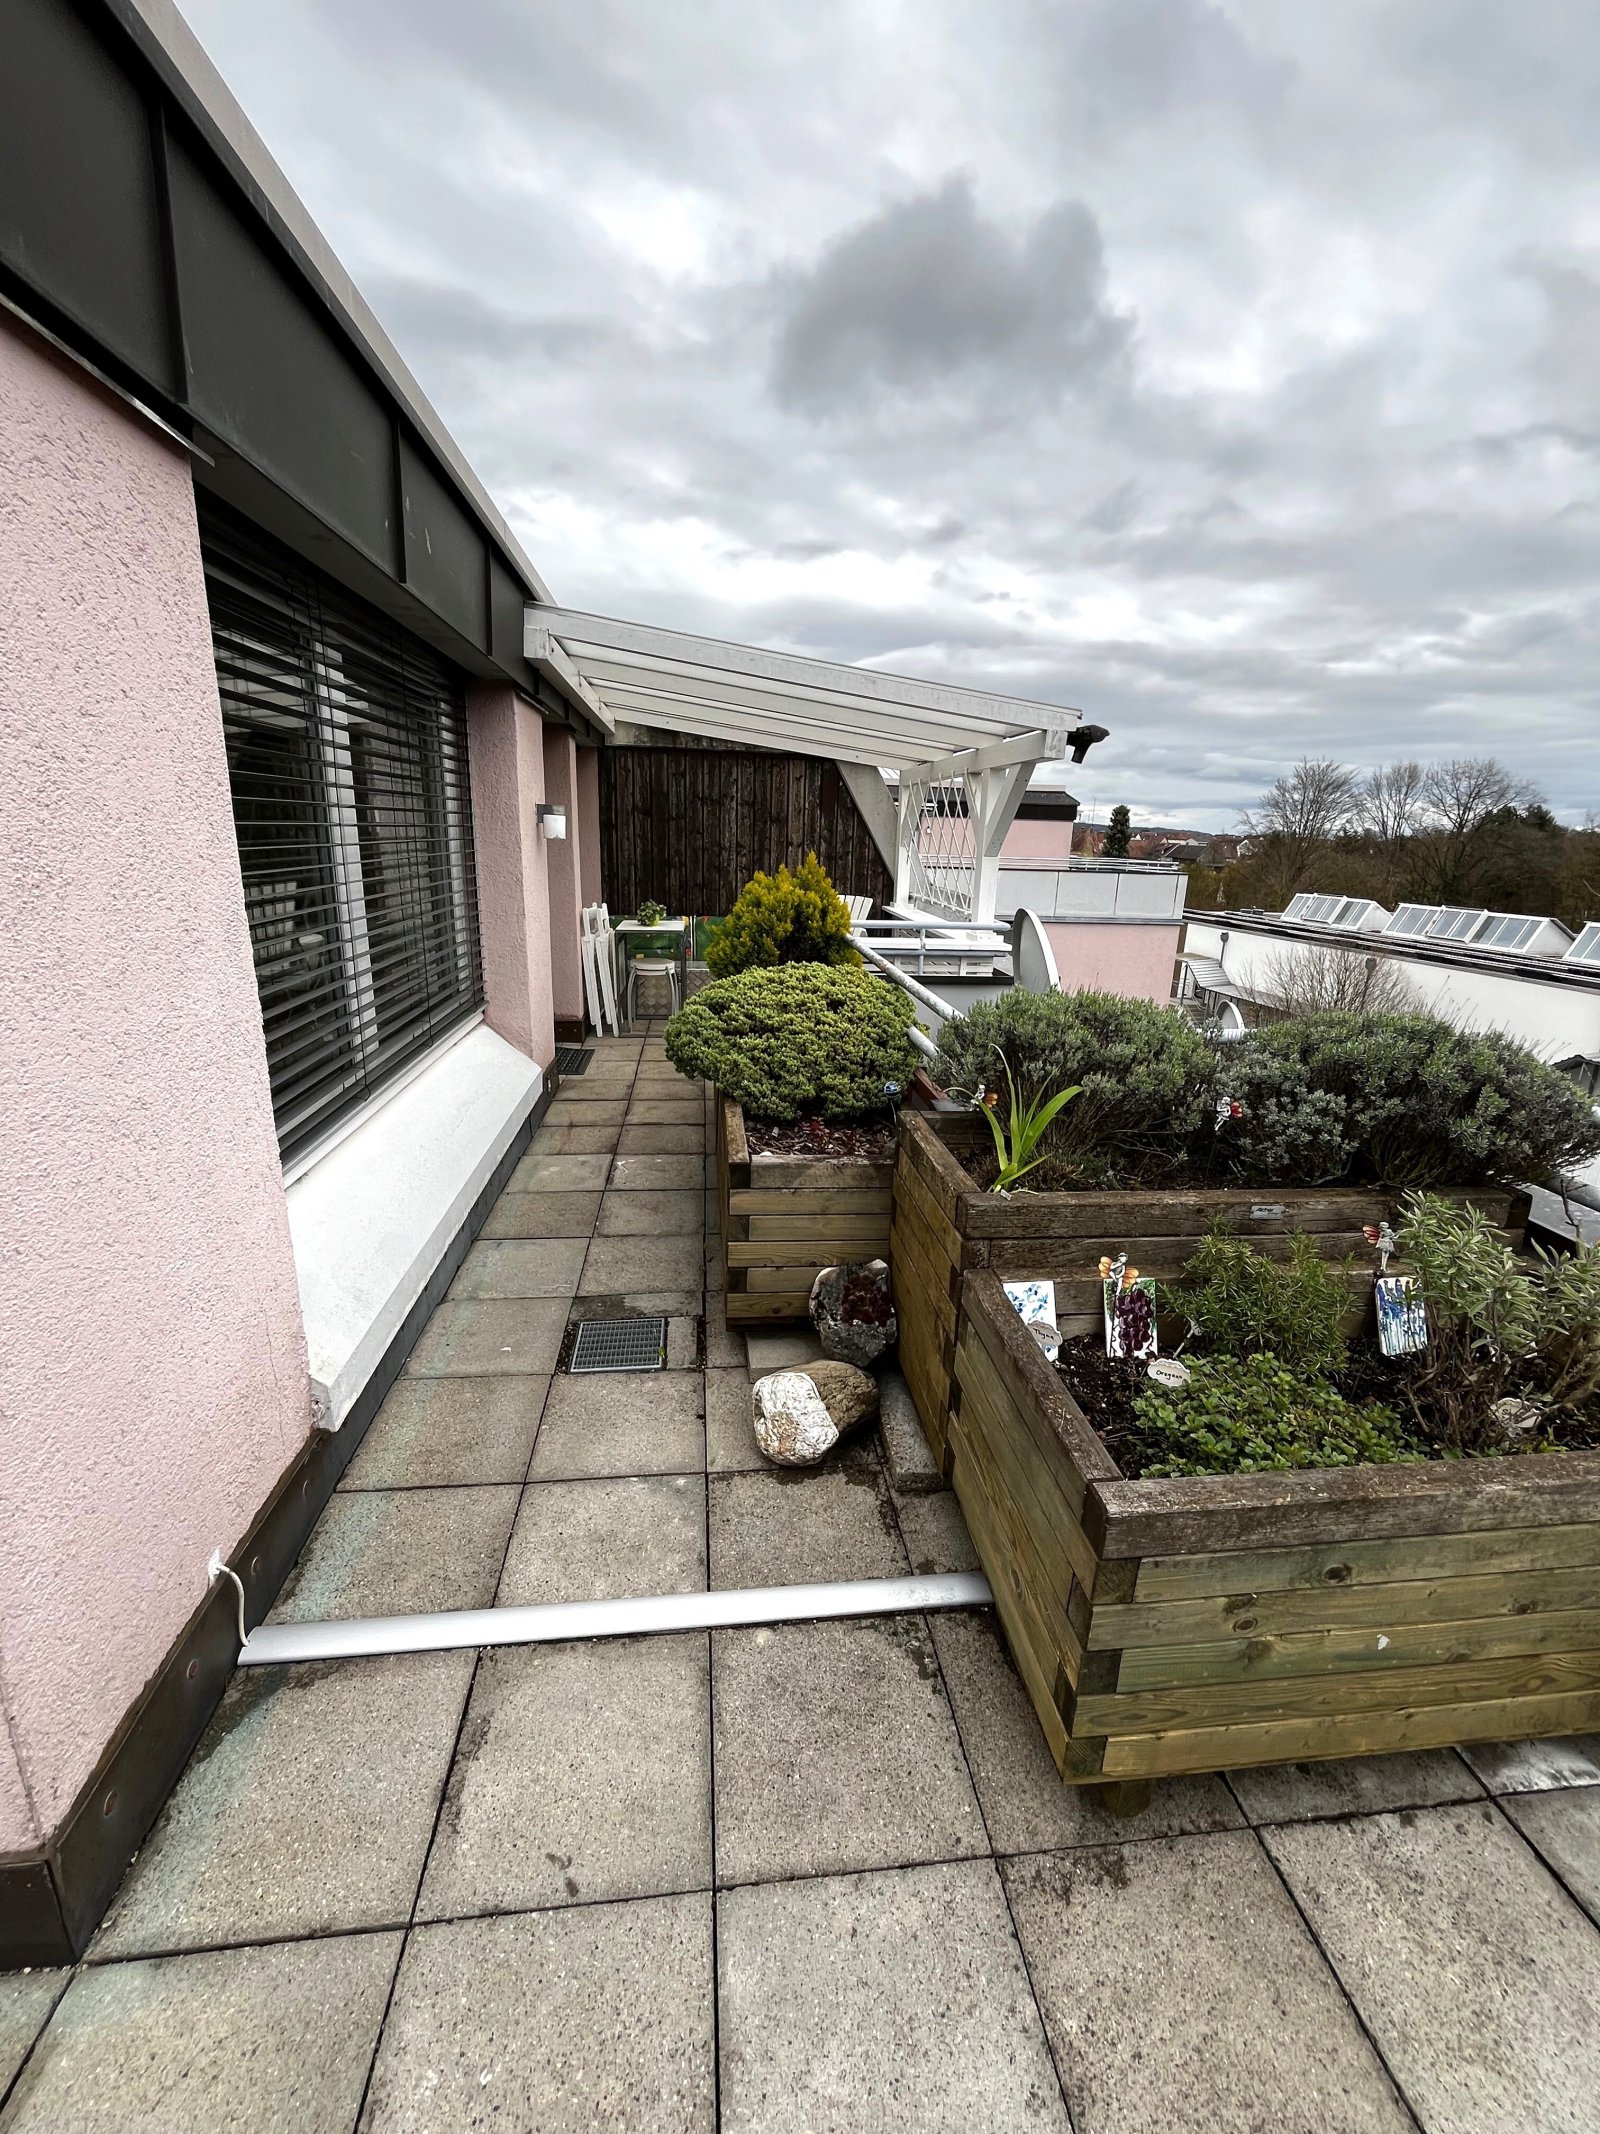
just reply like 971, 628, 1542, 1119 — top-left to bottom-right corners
237, 1571, 993, 1667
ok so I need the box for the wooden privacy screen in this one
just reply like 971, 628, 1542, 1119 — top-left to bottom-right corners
598, 744, 892, 919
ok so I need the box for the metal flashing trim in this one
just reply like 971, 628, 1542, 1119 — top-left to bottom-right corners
237, 1572, 994, 1667
0, 289, 213, 461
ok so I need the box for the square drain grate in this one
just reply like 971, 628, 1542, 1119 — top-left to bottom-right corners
570, 1316, 667, 1374
554, 1045, 593, 1076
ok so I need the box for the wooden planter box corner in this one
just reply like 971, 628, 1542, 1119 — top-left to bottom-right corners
717, 1096, 895, 1322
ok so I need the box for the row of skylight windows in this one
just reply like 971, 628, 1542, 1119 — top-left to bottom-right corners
1283, 893, 1390, 930
1285, 895, 1598, 961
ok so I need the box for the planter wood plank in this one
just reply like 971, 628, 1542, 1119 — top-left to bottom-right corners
717, 1095, 894, 1322
948, 1266, 1600, 1784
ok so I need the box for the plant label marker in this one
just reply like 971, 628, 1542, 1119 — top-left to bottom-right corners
1147, 1356, 1191, 1388
1375, 1274, 1427, 1356
1004, 1279, 1060, 1361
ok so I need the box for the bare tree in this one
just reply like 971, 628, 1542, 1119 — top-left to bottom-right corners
1259, 944, 1418, 1017
1414, 757, 1537, 903
1238, 758, 1360, 905
1353, 759, 1428, 903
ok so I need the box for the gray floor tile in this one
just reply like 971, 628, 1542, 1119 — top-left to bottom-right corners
268, 1485, 519, 1622
596, 1188, 705, 1235
610, 1154, 707, 1192
94, 1654, 473, 1955
528, 1122, 620, 1155
546, 1097, 628, 1126
507, 1151, 613, 1193
705, 1240, 725, 1291
709, 1457, 909, 1588
1502, 1786, 1600, 1925
744, 1328, 823, 1374
713, 1617, 985, 1885
706, 1368, 766, 1472
405, 1298, 568, 1376
704, 1308, 746, 1369
1005, 1831, 1413, 2134
447, 1237, 588, 1298
2, 1935, 399, 2134
626, 1099, 704, 1125
1458, 1733, 1600, 1793
618, 1124, 706, 1155
362, 1896, 715, 2134
718, 1859, 1067, 2133
0, 1972, 65, 2098
1228, 1749, 1483, 1824
581, 1233, 706, 1293
498, 1475, 708, 1604
1265, 1799, 1600, 2134
528, 1370, 705, 1478
340, 1377, 547, 1490
418, 1635, 712, 1919
930, 1610, 1244, 1852
480, 1190, 601, 1239
894, 1488, 978, 1573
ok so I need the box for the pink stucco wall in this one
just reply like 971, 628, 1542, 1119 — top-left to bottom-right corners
467, 687, 556, 1069
540, 727, 585, 1022
1044, 922, 1182, 1003
0, 320, 312, 1850
575, 746, 602, 909
1002, 817, 1076, 861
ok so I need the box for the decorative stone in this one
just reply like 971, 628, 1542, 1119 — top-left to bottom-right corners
809, 1259, 897, 1367
752, 1361, 879, 1466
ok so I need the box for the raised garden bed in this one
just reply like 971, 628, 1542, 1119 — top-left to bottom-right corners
951, 1266, 1600, 1784
717, 1096, 895, 1322
891, 1109, 1530, 1473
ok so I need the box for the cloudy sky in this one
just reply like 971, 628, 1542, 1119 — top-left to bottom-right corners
183, 0, 1599, 828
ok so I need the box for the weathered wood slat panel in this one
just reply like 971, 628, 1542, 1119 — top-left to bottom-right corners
1115, 1608, 1600, 1692
1132, 1521, 1600, 1602
716, 1095, 893, 1321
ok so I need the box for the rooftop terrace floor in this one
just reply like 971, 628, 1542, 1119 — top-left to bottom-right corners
4, 1032, 1600, 2130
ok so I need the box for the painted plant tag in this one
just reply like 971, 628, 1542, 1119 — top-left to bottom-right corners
1004, 1280, 1060, 1362
1375, 1275, 1427, 1357
1146, 1356, 1191, 1388
1103, 1271, 1158, 1360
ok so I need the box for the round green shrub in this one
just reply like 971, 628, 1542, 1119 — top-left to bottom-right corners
935, 989, 1216, 1184
1131, 1355, 1413, 1478
704, 853, 859, 979
1214, 1012, 1600, 1187
664, 964, 920, 1121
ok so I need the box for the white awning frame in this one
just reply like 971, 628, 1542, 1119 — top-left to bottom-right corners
525, 603, 1088, 921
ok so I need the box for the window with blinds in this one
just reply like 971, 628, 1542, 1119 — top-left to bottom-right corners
201, 503, 483, 1164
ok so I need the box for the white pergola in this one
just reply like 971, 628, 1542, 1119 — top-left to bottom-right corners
526, 605, 1094, 923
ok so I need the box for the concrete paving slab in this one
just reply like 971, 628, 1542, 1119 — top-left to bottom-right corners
0, 1972, 65, 2099
1458, 1734, 1600, 1792
877, 1370, 943, 1493
1005, 1832, 1412, 2134
507, 1150, 613, 1193
627, 1100, 705, 1125
713, 1617, 985, 1885
610, 1153, 708, 1192
1265, 1799, 1600, 2134
339, 1376, 547, 1490
529, 1370, 705, 1479
404, 1298, 569, 1376
546, 1097, 628, 1125
94, 1653, 473, 1955
704, 1306, 745, 1369
581, 1233, 706, 1293
447, 1237, 588, 1298
930, 1610, 1244, 1852
480, 1189, 602, 1239
617, 1123, 706, 1155
744, 1328, 823, 1374
1228, 1749, 1483, 1824
596, 1187, 705, 1234
2, 1934, 399, 2134
668, 1315, 701, 1370
718, 1860, 1067, 2134
705, 1240, 725, 1291
417, 1635, 712, 1919
709, 1457, 909, 1588
267, 1484, 519, 1622
566, 1291, 702, 1322
363, 1895, 715, 2134
1502, 1786, 1600, 1926
893, 1489, 979, 1574
529, 1122, 620, 1155
706, 1368, 767, 1472
498, 1475, 708, 1604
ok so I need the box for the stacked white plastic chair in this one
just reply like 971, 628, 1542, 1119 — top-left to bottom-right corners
580, 903, 619, 1035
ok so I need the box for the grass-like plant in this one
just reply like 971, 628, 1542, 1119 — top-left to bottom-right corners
975, 1056, 1081, 1191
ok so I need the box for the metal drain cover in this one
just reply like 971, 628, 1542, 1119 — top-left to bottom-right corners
554, 1045, 593, 1076
570, 1316, 667, 1373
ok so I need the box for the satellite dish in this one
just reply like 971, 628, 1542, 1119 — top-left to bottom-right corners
1010, 908, 1059, 994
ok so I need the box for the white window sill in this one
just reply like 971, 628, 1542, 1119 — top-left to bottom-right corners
285, 1026, 543, 1428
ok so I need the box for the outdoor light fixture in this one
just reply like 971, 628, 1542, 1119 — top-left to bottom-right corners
1063, 722, 1110, 765
537, 804, 568, 840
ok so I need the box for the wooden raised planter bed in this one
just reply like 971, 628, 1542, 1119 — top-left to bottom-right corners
717, 1096, 894, 1322
953, 1267, 1600, 1783
891, 1109, 1530, 1473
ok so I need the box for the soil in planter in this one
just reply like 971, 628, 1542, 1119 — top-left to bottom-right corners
745, 1113, 898, 1163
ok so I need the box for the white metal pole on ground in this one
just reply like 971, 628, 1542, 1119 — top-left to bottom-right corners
238, 1571, 994, 1667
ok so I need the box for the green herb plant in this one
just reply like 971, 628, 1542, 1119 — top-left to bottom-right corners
1174, 1227, 1351, 1378
975, 1055, 1081, 1191
1132, 1355, 1411, 1478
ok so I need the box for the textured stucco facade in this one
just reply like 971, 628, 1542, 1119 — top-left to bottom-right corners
0, 320, 312, 1848
540, 726, 585, 1023
468, 685, 556, 1068
1043, 921, 1182, 1003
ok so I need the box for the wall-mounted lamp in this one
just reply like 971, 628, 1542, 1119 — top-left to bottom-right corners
537, 804, 568, 841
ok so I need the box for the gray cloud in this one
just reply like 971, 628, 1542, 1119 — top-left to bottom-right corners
180, 0, 1600, 833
